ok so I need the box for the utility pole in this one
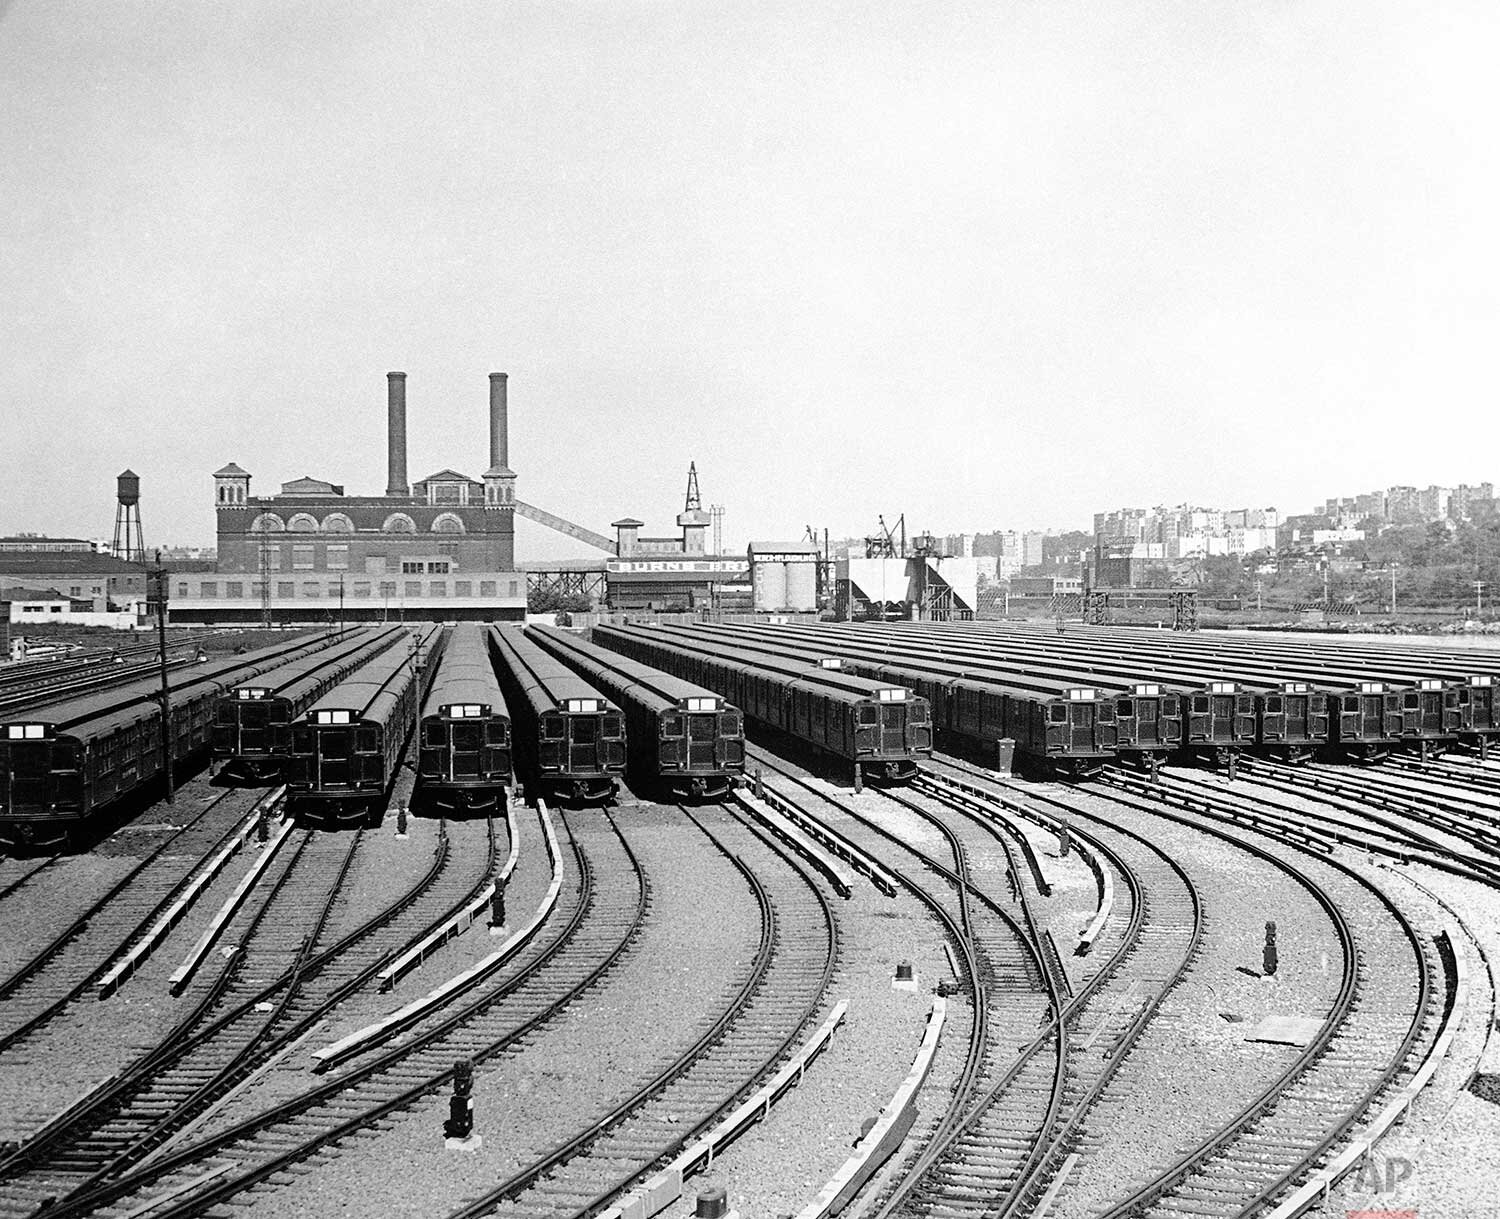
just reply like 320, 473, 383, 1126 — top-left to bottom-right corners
1255, 579, 1263, 614
339, 575, 346, 635
152, 550, 175, 804
1475, 579, 1486, 617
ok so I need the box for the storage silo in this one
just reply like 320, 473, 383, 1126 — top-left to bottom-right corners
752, 557, 788, 612
785, 558, 816, 612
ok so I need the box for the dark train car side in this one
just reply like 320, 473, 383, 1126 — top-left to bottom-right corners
527, 625, 743, 800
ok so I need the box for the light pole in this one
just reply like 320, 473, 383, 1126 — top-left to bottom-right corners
1390, 562, 1397, 616
1475, 579, 1486, 618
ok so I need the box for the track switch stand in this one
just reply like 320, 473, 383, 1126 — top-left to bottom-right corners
1263, 921, 1278, 977
444, 1058, 478, 1146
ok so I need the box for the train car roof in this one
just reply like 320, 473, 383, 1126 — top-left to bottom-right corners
690, 623, 1124, 702
529, 626, 728, 715
422, 623, 506, 718
302, 625, 441, 722
490, 627, 621, 715
1, 629, 350, 737
225, 626, 401, 703
596, 623, 920, 706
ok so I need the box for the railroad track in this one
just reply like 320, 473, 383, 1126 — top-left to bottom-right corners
447, 801, 840, 1218
917, 756, 1442, 1218
741, 748, 1063, 1214
0, 853, 60, 904
893, 763, 1204, 1219
31, 807, 644, 1219
0, 784, 277, 1062
0, 806, 501, 1211
1089, 768, 1439, 1216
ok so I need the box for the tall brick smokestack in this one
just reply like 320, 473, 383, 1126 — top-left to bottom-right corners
386, 371, 409, 496
489, 372, 508, 470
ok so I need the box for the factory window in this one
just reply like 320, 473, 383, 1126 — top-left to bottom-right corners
437, 542, 460, 557
402, 562, 424, 574
328, 582, 344, 597
226, 582, 243, 598
326, 545, 349, 570
201, 583, 217, 597
455, 581, 472, 597
480, 581, 496, 596
321, 513, 354, 533
287, 513, 319, 533
278, 582, 294, 597
251, 513, 285, 533
508, 581, 518, 597
353, 582, 371, 598
177, 583, 189, 597
70, 586, 81, 596
431, 484, 463, 505
429, 582, 447, 596
252, 581, 266, 598
256, 547, 280, 571
379, 581, 396, 597
383, 513, 417, 534
302, 582, 320, 597
427, 561, 450, 574
432, 513, 465, 533
405, 581, 422, 597
292, 545, 314, 570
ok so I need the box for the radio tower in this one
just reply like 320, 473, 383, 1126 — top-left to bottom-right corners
113, 470, 145, 563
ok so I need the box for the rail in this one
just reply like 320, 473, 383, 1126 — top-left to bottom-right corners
1260, 927, 1468, 1219
746, 774, 898, 896
795, 997, 947, 1219
375, 798, 522, 991
598, 1000, 849, 1219
98, 789, 286, 998
166, 816, 297, 996
732, 790, 852, 898
310, 800, 561, 1072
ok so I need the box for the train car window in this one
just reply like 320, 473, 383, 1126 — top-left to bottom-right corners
1048, 705, 1067, 723
857, 705, 878, 726
571, 717, 599, 744
1096, 703, 1114, 722
1163, 697, 1180, 714
689, 715, 715, 741
1403, 693, 1420, 710
909, 700, 929, 724
603, 714, 624, 739
1191, 697, 1209, 713
422, 722, 447, 747
1265, 697, 1283, 712
451, 723, 482, 750
321, 730, 353, 758
541, 716, 565, 740
357, 728, 378, 752
1116, 699, 1134, 717
1070, 705, 1090, 726
660, 713, 682, 738
719, 711, 742, 734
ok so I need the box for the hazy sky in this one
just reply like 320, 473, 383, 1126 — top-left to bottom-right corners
3, 1, 1497, 557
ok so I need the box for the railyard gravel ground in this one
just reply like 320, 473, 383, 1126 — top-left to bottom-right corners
224, 796, 764, 1217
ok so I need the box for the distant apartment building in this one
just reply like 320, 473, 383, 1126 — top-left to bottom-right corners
1093, 504, 1279, 561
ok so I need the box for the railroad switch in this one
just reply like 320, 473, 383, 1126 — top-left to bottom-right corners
892, 961, 918, 992
489, 882, 506, 933
936, 978, 963, 998
396, 804, 409, 837
443, 1058, 480, 1149
1057, 825, 1071, 857
1263, 921, 1278, 977
853, 761, 864, 794
752, 768, 763, 800
693, 1182, 737, 1219
256, 809, 270, 844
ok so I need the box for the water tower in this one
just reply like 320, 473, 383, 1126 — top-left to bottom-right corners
113, 469, 145, 564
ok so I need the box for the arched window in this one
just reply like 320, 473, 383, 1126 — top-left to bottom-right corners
287, 513, 319, 533
321, 513, 355, 533
432, 513, 466, 534
218, 487, 226, 504
251, 513, 285, 533
382, 513, 417, 534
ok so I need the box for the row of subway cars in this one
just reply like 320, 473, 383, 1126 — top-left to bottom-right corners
0, 623, 761, 847
667, 620, 1500, 776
